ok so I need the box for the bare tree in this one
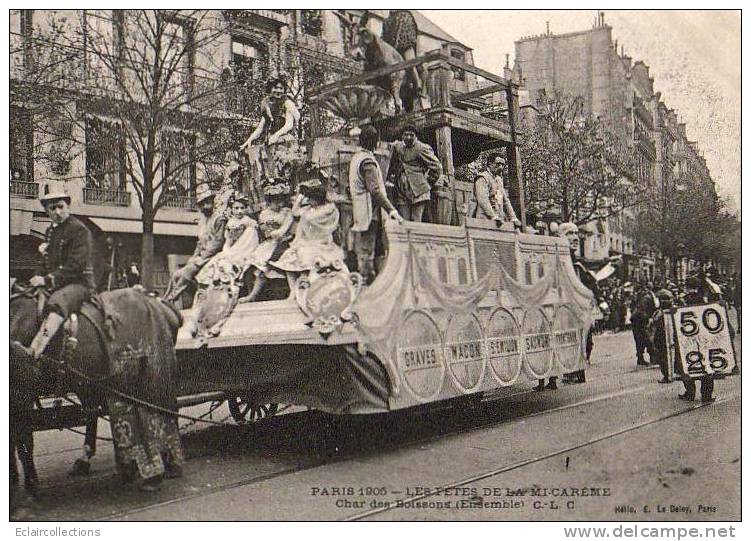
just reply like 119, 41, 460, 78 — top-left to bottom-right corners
12, 10, 245, 289
520, 90, 644, 226
631, 170, 739, 277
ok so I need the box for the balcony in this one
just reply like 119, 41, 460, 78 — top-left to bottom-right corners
635, 131, 656, 160
162, 195, 197, 210
10, 180, 39, 199
223, 80, 265, 119
223, 10, 288, 28
83, 187, 131, 207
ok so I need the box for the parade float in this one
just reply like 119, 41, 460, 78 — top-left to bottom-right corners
172, 50, 597, 422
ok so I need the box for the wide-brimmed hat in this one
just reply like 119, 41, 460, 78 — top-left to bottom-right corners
656, 288, 675, 304
39, 180, 71, 205
557, 222, 579, 236
262, 178, 292, 197
195, 184, 215, 204
231, 192, 249, 205
298, 177, 323, 190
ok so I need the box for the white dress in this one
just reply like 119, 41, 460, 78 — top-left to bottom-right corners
246, 207, 294, 278
196, 215, 259, 285
272, 203, 344, 272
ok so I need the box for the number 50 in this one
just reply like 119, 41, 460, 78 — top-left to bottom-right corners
679, 308, 724, 336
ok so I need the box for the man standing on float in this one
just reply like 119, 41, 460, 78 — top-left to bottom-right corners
349, 126, 403, 284
387, 125, 442, 223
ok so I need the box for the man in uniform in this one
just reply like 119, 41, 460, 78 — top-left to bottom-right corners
14, 181, 96, 359
387, 125, 442, 222
349, 126, 403, 284
471, 153, 522, 228
164, 186, 228, 303
631, 282, 658, 366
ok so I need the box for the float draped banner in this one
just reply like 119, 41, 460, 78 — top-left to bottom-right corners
353, 234, 597, 399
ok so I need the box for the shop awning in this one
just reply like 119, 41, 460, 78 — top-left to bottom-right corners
88, 217, 198, 237
10, 209, 35, 236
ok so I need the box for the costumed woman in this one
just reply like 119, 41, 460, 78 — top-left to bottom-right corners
270, 172, 344, 294
239, 76, 301, 188
195, 192, 259, 288
239, 178, 295, 303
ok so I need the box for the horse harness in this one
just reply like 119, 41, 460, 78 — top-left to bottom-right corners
11, 285, 239, 428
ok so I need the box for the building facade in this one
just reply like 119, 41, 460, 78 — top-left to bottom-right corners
513, 14, 723, 282
10, 9, 476, 289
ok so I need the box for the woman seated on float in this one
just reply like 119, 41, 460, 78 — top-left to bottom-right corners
239, 178, 295, 303
239, 76, 301, 181
195, 192, 259, 287
270, 174, 344, 293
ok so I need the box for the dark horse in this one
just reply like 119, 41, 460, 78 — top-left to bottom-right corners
10, 285, 183, 516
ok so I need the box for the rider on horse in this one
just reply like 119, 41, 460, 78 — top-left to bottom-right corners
14, 181, 96, 360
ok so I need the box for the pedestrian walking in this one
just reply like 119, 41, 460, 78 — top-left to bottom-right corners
631, 283, 657, 366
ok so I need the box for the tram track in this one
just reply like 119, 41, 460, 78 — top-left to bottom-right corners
32, 362, 668, 513
31, 329, 653, 467
34, 348, 655, 465
97, 378, 655, 520
29, 335, 709, 521
343, 394, 738, 521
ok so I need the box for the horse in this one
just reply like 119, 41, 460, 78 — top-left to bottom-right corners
10, 285, 184, 515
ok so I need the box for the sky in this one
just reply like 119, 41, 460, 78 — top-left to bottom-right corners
420, 10, 741, 213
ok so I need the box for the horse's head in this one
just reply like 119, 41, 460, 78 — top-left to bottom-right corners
9, 292, 48, 391
10, 286, 43, 346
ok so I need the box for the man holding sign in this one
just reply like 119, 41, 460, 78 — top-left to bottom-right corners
673, 302, 737, 403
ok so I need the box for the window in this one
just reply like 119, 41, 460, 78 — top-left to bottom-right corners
112, 10, 126, 68
85, 116, 126, 190
161, 130, 196, 197
451, 49, 466, 81
437, 257, 448, 283
457, 258, 468, 285
228, 37, 268, 116
231, 38, 267, 85
19, 10, 33, 36
17, 10, 34, 69
10, 106, 33, 182
161, 15, 195, 99
301, 10, 323, 37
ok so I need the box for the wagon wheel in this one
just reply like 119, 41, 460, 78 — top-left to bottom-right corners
227, 397, 279, 425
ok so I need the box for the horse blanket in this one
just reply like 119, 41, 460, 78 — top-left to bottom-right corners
83, 288, 184, 481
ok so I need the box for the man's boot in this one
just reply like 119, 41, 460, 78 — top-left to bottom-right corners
19, 312, 65, 360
